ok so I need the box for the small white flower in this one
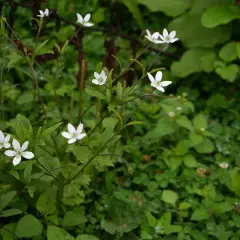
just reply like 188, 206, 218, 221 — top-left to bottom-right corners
147, 71, 172, 92
62, 123, 86, 144
219, 162, 229, 169
92, 70, 107, 85
37, 9, 50, 18
176, 107, 182, 111
168, 112, 175, 118
200, 128, 205, 132
77, 13, 94, 27
0, 130, 10, 149
159, 29, 179, 44
5, 139, 34, 166
145, 29, 163, 44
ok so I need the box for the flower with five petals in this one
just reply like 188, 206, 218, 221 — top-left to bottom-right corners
77, 13, 94, 27
159, 29, 179, 44
147, 71, 172, 92
145, 29, 163, 44
92, 70, 107, 85
0, 130, 10, 149
5, 139, 34, 166
37, 9, 50, 18
62, 123, 86, 144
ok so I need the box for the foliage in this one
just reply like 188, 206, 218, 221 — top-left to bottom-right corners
0, 0, 240, 240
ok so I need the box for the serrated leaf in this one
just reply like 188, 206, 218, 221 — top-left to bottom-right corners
193, 114, 207, 130
85, 87, 105, 100
215, 64, 239, 82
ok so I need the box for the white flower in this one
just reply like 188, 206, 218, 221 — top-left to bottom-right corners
219, 162, 229, 169
77, 13, 94, 27
5, 139, 34, 166
37, 9, 50, 18
0, 131, 10, 149
62, 123, 86, 144
92, 70, 107, 85
147, 71, 172, 92
168, 112, 175, 118
159, 29, 179, 44
200, 127, 205, 132
176, 107, 182, 111
145, 29, 163, 44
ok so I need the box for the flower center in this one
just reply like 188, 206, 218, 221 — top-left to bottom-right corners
72, 132, 78, 138
165, 36, 170, 41
0, 142, 3, 147
98, 77, 103, 83
16, 151, 22, 156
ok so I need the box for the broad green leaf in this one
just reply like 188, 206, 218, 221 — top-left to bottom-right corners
162, 190, 179, 206
179, 202, 192, 210
0, 209, 22, 217
15, 215, 43, 238
237, 42, 240, 58
0, 223, 16, 240
146, 212, 157, 228
101, 219, 117, 235
85, 87, 105, 100
193, 114, 208, 130
165, 225, 182, 235
39, 122, 62, 138
24, 163, 32, 183
212, 202, 232, 215
76, 235, 100, 240
171, 48, 216, 77
0, 191, 17, 211
231, 168, 240, 196
47, 226, 74, 240
183, 154, 197, 168
176, 140, 190, 156
122, 0, 144, 27
194, 139, 214, 154
176, 115, 193, 131
36, 188, 57, 215
219, 41, 238, 62
170, 156, 183, 170
138, 0, 190, 17
191, 208, 209, 221
189, 132, 204, 146
202, 5, 240, 28
62, 208, 87, 227
169, 12, 231, 48
215, 64, 239, 82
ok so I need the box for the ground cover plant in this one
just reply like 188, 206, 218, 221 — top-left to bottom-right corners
0, 0, 240, 239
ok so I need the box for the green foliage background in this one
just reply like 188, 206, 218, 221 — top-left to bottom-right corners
0, 0, 240, 239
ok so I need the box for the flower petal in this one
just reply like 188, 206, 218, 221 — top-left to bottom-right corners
147, 72, 155, 83
68, 138, 77, 144
39, 10, 44, 15
21, 141, 29, 152
155, 71, 163, 81
77, 133, 86, 140
146, 29, 151, 37
169, 31, 176, 39
0, 131, 4, 141
83, 22, 94, 27
44, 9, 49, 16
84, 13, 91, 22
62, 132, 72, 139
77, 13, 83, 23
77, 123, 83, 134
68, 123, 76, 134
3, 143, 10, 149
94, 72, 100, 79
156, 86, 165, 92
92, 79, 99, 85
4, 134, 10, 143
22, 151, 34, 159
159, 34, 165, 41
100, 70, 106, 79
4, 150, 16, 157
170, 38, 179, 43
13, 155, 21, 166
161, 81, 172, 87
163, 28, 168, 38
152, 32, 159, 39
12, 139, 20, 151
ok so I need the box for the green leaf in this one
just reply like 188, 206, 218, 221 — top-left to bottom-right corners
202, 5, 240, 28
0, 223, 16, 240
76, 235, 100, 240
231, 168, 240, 196
183, 154, 197, 168
212, 202, 232, 215
193, 114, 207, 130
162, 190, 179, 206
47, 226, 74, 240
215, 64, 239, 82
138, 0, 190, 17
219, 41, 238, 62
179, 202, 192, 210
85, 87, 105, 100
39, 122, 62, 138
122, 0, 144, 27
24, 163, 32, 183
36, 188, 57, 215
237, 42, 240, 58
171, 48, 216, 77
0, 209, 22, 217
0, 191, 17, 211
189, 132, 204, 146
176, 139, 190, 156
170, 156, 183, 170
125, 121, 144, 127
176, 115, 193, 131
194, 139, 214, 154
101, 219, 117, 235
146, 212, 157, 228
62, 208, 87, 227
15, 215, 43, 238
191, 208, 209, 221
169, 11, 231, 48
